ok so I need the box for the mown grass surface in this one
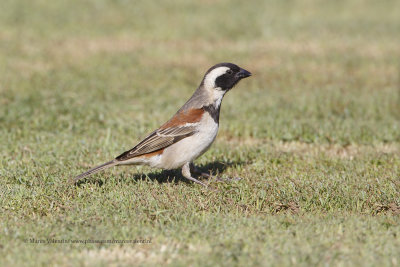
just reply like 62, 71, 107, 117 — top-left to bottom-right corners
1, 0, 399, 266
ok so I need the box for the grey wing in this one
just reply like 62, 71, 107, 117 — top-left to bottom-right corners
115, 125, 197, 161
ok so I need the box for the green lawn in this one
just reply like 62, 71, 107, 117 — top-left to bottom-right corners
1, 0, 399, 266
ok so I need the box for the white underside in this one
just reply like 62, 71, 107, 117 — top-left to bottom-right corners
120, 112, 219, 169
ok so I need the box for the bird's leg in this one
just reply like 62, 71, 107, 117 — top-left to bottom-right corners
182, 162, 208, 187
189, 163, 241, 182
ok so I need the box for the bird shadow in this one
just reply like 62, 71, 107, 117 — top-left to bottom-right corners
74, 177, 104, 187
129, 160, 246, 185
73, 160, 246, 187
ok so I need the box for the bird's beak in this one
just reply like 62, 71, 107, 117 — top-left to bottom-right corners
236, 68, 252, 79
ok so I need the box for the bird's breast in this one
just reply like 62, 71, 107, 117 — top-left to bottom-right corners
157, 112, 219, 169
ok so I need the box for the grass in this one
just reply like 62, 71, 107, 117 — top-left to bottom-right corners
1, 0, 399, 266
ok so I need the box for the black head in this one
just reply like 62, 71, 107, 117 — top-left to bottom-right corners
202, 62, 251, 91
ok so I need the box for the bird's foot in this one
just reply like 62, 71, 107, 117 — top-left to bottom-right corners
184, 175, 208, 187
197, 171, 241, 182
190, 163, 241, 183
182, 162, 208, 187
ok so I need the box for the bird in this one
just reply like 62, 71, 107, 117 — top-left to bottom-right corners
72, 62, 251, 186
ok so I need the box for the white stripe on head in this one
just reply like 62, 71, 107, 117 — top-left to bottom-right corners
203, 66, 229, 90
213, 89, 225, 108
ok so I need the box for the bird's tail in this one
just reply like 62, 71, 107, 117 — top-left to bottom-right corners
70, 160, 117, 184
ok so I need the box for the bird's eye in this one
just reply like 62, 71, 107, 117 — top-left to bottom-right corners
226, 69, 233, 75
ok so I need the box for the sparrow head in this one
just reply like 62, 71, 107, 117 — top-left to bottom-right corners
202, 62, 251, 92
181, 62, 251, 111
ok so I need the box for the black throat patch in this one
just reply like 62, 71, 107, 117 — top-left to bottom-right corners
203, 104, 220, 124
